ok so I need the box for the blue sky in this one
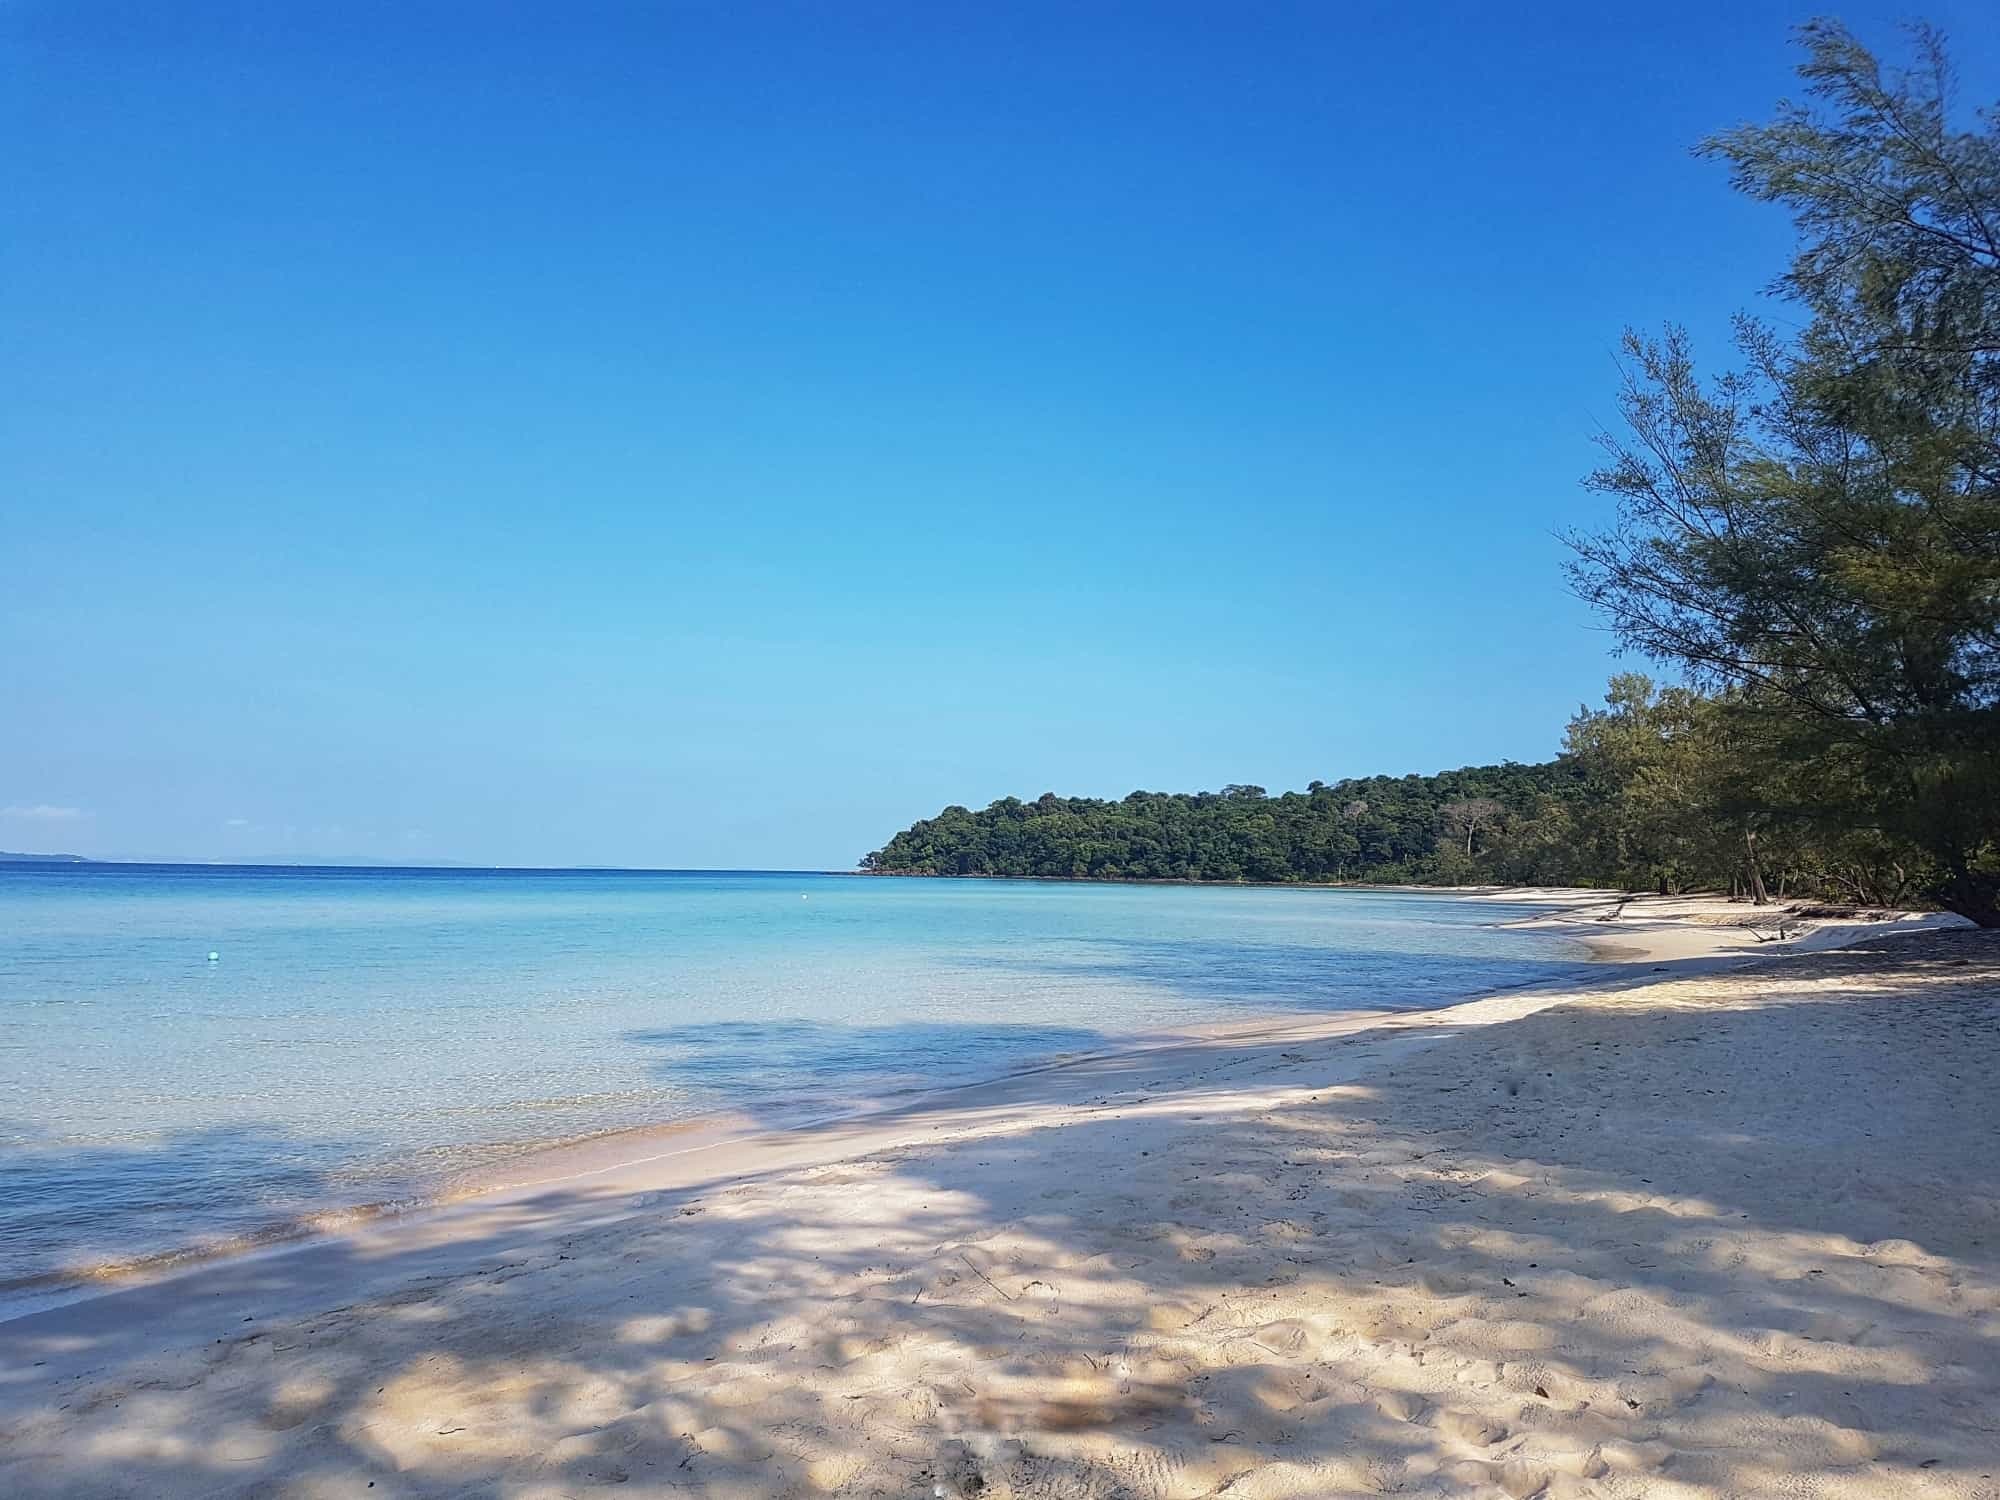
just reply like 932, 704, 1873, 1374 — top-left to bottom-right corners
5, 2, 1996, 868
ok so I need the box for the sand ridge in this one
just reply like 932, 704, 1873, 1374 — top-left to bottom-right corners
2, 928, 1997, 1497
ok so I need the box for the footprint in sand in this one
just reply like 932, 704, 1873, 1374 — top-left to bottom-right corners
1435, 1408, 1507, 1446
1373, 1390, 1424, 1424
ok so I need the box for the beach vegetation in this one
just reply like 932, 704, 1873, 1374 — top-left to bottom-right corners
1568, 20, 2000, 923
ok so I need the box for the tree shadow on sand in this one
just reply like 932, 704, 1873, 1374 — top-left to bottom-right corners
2, 932, 1997, 1498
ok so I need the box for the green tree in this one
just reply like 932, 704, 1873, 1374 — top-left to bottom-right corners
1567, 21, 2000, 924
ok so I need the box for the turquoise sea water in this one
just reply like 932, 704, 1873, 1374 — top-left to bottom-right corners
0, 865, 1593, 1313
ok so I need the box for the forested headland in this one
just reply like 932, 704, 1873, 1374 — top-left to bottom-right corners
865, 22, 2000, 926
862, 674, 1932, 904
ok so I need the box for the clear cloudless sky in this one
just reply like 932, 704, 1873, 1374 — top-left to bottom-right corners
4, 1, 1997, 868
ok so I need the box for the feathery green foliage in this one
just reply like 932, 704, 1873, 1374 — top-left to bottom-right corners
1568, 19, 2000, 923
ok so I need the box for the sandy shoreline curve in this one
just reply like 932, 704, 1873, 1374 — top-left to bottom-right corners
0, 888, 1601, 1320
9, 887, 1919, 1322
0, 893, 1956, 1323
451, 890, 1955, 1207
3, 896, 1993, 1498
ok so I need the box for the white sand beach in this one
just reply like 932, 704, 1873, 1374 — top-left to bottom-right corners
3, 902, 1995, 1498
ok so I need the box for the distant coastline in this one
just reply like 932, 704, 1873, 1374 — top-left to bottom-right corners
856, 867, 1608, 896
0, 856, 840, 874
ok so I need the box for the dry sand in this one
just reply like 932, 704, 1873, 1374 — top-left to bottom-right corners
3, 906, 1997, 1498
1477, 888, 1963, 965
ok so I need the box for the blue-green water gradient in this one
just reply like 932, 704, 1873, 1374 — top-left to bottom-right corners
0, 865, 1591, 1307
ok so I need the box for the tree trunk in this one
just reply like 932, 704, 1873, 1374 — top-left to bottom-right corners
1744, 828, 1770, 906
1941, 864, 2000, 928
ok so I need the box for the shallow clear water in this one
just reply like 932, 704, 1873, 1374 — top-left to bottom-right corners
0, 865, 1592, 1310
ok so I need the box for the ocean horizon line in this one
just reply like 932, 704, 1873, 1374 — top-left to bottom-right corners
0, 856, 851, 876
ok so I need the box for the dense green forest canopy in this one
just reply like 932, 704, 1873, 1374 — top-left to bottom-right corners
863, 674, 1925, 904
864, 762, 1582, 887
